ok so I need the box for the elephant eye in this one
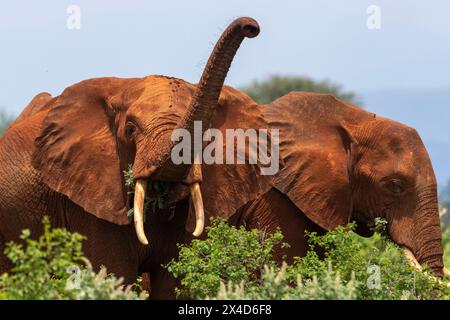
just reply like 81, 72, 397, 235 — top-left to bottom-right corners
385, 180, 405, 195
125, 122, 137, 139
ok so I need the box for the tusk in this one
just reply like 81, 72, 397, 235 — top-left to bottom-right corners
444, 267, 450, 277
402, 247, 450, 288
190, 182, 205, 237
134, 179, 149, 245
403, 247, 422, 270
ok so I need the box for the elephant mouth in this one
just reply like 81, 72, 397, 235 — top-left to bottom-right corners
129, 177, 202, 246
125, 163, 198, 244
132, 181, 185, 213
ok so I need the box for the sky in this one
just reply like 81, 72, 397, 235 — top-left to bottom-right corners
0, 0, 449, 186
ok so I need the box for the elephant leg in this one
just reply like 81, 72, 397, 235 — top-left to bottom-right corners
148, 266, 178, 300
61, 207, 144, 286
240, 188, 326, 264
139, 272, 151, 293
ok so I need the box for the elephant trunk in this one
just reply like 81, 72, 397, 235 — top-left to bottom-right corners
132, 17, 260, 244
150, 17, 260, 170
176, 17, 259, 238
402, 186, 444, 276
179, 17, 260, 136
412, 190, 444, 276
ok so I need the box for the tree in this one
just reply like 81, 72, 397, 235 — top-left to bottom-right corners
240, 75, 360, 105
441, 181, 450, 204
440, 180, 450, 229
0, 110, 13, 136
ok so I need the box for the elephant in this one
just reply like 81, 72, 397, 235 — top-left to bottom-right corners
0, 15, 445, 300
263, 93, 444, 276
0, 17, 308, 299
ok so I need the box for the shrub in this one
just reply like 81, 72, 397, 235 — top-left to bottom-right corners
211, 263, 358, 300
288, 222, 444, 300
165, 218, 285, 299
167, 218, 450, 300
64, 263, 147, 300
0, 217, 147, 300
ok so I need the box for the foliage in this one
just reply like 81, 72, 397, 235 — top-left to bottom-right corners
123, 164, 171, 221
0, 110, 13, 137
0, 217, 147, 300
211, 263, 358, 300
165, 218, 286, 299
64, 263, 147, 300
167, 218, 450, 300
288, 222, 443, 300
240, 75, 360, 105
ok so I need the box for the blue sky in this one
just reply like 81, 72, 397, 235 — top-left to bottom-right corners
1, 1, 449, 187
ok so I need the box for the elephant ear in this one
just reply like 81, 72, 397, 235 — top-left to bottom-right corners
186, 86, 274, 231
31, 79, 129, 225
263, 92, 371, 231
14, 92, 53, 126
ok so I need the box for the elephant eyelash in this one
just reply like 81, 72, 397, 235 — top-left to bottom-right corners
388, 181, 404, 193
125, 122, 137, 138
383, 179, 406, 195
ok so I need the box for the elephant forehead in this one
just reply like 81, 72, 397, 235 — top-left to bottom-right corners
364, 119, 426, 164
132, 75, 195, 111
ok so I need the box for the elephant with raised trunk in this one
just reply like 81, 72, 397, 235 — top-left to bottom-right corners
0, 16, 446, 300
0, 17, 279, 298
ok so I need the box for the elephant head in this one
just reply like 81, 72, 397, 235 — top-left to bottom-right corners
31, 17, 272, 244
264, 92, 444, 276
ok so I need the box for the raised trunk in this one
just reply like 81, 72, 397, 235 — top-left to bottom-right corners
180, 17, 260, 136
154, 17, 260, 172
131, 17, 260, 243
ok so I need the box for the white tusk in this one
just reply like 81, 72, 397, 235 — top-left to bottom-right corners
190, 182, 205, 237
402, 247, 450, 288
134, 179, 149, 245
444, 267, 450, 277
403, 247, 422, 270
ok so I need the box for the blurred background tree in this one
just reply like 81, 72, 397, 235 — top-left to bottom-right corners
440, 180, 450, 229
0, 110, 13, 137
240, 75, 361, 105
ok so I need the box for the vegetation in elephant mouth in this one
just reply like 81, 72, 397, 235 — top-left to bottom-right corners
367, 217, 389, 236
123, 165, 172, 221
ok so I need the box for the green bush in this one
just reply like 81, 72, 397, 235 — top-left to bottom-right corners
288, 223, 444, 300
167, 218, 450, 300
0, 217, 147, 300
211, 263, 358, 300
165, 219, 285, 299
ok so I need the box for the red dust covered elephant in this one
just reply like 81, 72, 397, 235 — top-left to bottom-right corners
0, 17, 446, 299
0, 17, 295, 299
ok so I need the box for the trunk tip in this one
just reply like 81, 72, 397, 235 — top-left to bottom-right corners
236, 17, 260, 38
